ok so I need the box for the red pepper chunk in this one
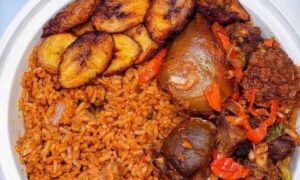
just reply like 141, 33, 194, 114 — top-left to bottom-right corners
212, 22, 232, 52
211, 22, 244, 81
211, 150, 249, 180
246, 99, 279, 144
204, 83, 222, 112
239, 107, 251, 131
246, 122, 267, 144
139, 48, 167, 84
248, 88, 256, 113
265, 99, 279, 126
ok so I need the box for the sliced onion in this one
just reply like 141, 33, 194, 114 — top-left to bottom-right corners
48, 101, 65, 126
288, 107, 299, 127
222, 99, 243, 115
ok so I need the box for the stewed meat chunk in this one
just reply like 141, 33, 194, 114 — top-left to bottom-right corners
242, 42, 300, 109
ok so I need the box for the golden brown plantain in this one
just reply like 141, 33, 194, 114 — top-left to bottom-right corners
71, 21, 95, 36
92, 0, 149, 33
42, 0, 101, 37
38, 33, 76, 74
125, 24, 159, 64
59, 32, 114, 88
145, 0, 195, 43
103, 34, 141, 75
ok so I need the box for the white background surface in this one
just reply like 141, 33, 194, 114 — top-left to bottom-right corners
0, 0, 299, 179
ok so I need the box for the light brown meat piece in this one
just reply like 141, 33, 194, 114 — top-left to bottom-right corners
241, 42, 300, 109
42, 0, 101, 37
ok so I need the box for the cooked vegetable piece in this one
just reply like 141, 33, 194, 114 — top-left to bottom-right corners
246, 100, 279, 144
210, 150, 249, 180
277, 157, 292, 180
204, 83, 222, 112
212, 22, 232, 51
92, 0, 149, 33
268, 135, 296, 163
158, 14, 233, 113
196, 0, 249, 24
245, 159, 282, 180
216, 115, 246, 155
212, 22, 245, 80
267, 123, 287, 143
222, 98, 243, 115
48, 101, 66, 126
38, 33, 76, 74
238, 105, 252, 130
145, 0, 194, 42
71, 21, 95, 36
245, 123, 268, 144
42, 0, 101, 37
125, 25, 159, 64
225, 22, 263, 59
224, 98, 281, 145
103, 34, 141, 75
139, 48, 167, 83
287, 108, 300, 127
263, 37, 275, 48
157, 118, 216, 177
59, 32, 114, 88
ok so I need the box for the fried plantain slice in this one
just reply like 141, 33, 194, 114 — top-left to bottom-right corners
145, 0, 195, 43
38, 33, 76, 74
42, 0, 101, 37
92, 0, 149, 33
71, 21, 95, 36
59, 32, 114, 88
125, 24, 159, 64
103, 34, 141, 75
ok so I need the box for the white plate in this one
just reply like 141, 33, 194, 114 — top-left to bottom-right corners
0, 0, 299, 179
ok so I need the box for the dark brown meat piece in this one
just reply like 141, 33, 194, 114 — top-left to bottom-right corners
215, 115, 246, 155
154, 118, 216, 178
225, 22, 263, 59
232, 140, 252, 160
245, 159, 282, 180
268, 135, 296, 163
241, 43, 300, 109
196, 0, 249, 24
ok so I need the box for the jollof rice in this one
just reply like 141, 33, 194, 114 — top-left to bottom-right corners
16, 46, 184, 179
